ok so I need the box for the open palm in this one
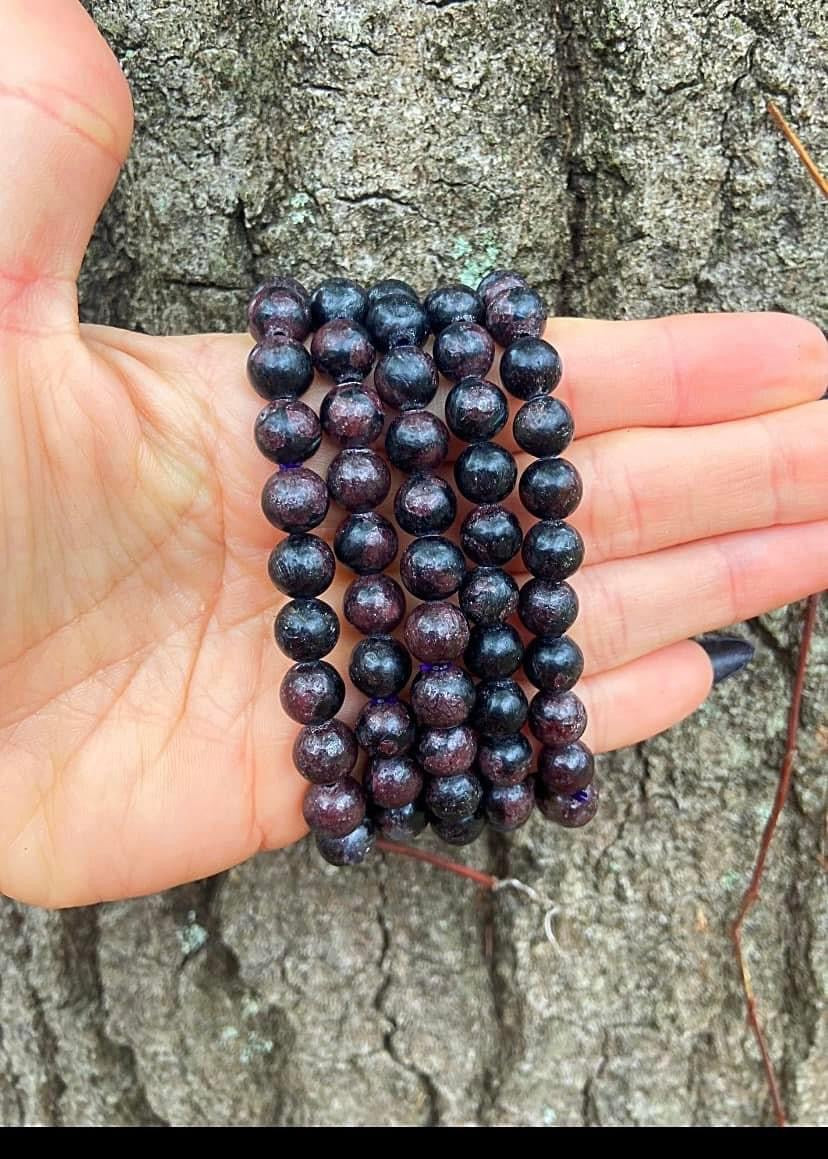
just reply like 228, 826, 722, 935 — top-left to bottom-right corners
1, 0, 826, 908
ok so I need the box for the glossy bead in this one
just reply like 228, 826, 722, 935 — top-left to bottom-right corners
484, 779, 535, 832
309, 277, 368, 326
293, 719, 358, 785
486, 285, 546, 345
404, 601, 470, 663
334, 512, 398, 575
247, 337, 314, 401
349, 635, 412, 698
274, 597, 340, 661
424, 283, 484, 334
344, 574, 406, 635
363, 755, 423, 808
460, 505, 523, 566
425, 771, 483, 820
327, 449, 391, 512
464, 623, 524, 678
268, 534, 335, 597
444, 377, 509, 442
536, 781, 599, 828
303, 776, 365, 837
311, 318, 375, 383
518, 578, 579, 636
477, 269, 527, 308
410, 664, 476, 728
470, 678, 528, 735
261, 467, 329, 533
320, 383, 384, 447
400, 535, 466, 600
522, 521, 584, 581
431, 809, 485, 846
255, 399, 321, 465
519, 458, 582, 520
366, 278, 419, 309
417, 725, 477, 777
434, 320, 495, 382
374, 346, 438, 411
454, 442, 517, 504
372, 801, 428, 843
513, 395, 574, 457
315, 819, 375, 865
355, 699, 416, 757
459, 566, 519, 625
385, 410, 449, 472
394, 473, 456, 535
366, 293, 430, 352
524, 634, 584, 691
538, 741, 594, 793
246, 284, 311, 342
477, 733, 533, 787
280, 661, 345, 724
529, 690, 588, 746
500, 337, 562, 399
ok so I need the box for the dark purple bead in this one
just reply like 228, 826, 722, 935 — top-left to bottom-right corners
519, 458, 582, 520
355, 699, 416, 757
424, 283, 484, 334
417, 725, 477, 778
484, 779, 535, 832
315, 818, 375, 865
459, 566, 519, 626
309, 277, 368, 326
513, 395, 574, 457
334, 512, 398, 575
529, 690, 588, 746
247, 282, 311, 342
320, 383, 384, 447
385, 411, 449, 472
425, 770, 483, 820
536, 781, 599, 828
518, 579, 579, 636
255, 399, 321, 464
366, 278, 419, 309
366, 293, 430, 352
524, 634, 584, 692
280, 661, 345, 724
372, 801, 428, 843
327, 449, 391, 513
522, 521, 585, 581
343, 574, 406, 634
538, 741, 594, 793
349, 635, 412, 698
363, 755, 423, 808
410, 664, 476, 728
268, 534, 335, 598
274, 598, 340, 661
500, 337, 562, 400
400, 535, 466, 600
394, 473, 456, 536
464, 623, 524, 679
445, 377, 509, 442
303, 776, 365, 836
247, 337, 314, 401
454, 441, 517, 504
486, 286, 547, 345
434, 321, 495, 382
293, 719, 358, 784
470, 679, 528, 735
373, 346, 438, 411
460, 505, 523, 566
477, 269, 527, 309
404, 601, 470, 663
477, 733, 533, 786
261, 467, 329, 533
311, 319, 375, 384
431, 809, 485, 846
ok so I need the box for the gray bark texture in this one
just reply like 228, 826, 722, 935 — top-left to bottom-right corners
1, 0, 826, 1127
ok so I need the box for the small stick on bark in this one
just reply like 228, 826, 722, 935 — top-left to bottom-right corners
375, 837, 498, 888
767, 102, 828, 198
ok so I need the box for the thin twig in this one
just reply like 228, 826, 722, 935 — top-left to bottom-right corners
767, 102, 828, 198
375, 837, 498, 888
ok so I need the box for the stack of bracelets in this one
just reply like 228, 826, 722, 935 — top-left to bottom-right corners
247, 270, 598, 867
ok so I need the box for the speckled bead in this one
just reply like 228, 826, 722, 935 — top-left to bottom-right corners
261, 467, 329, 533
434, 320, 495, 382
538, 741, 594, 793
417, 725, 478, 778
373, 346, 438, 411
519, 458, 583, 520
425, 770, 483, 820
483, 779, 535, 832
320, 383, 385, 447
394, 473, 456, 536
403, 601, 470, 663
372, 801, 428, 843
274, 597, 340, 661
303, 777, 366, 837
470, 678, 529, 736
500, 337, 562, 400
247, 281, 311, 342
309, 277, 368, 326
315, 819, 375, 865
513, 395, 574, 457
521, 520, 585, 581
486, 285, 547, 345
400, 535, 466, 600
385, 410, 450, 472
311, 318, 376, 384
348, 635, 412, 698
460, 505, 523, 566
528, 690, 588, 747
366, 292, 430, 352
268, 534, 335, 598
523, 634, 584, 692
424, 283, 484, 334
518, 578, 579, 637
355, 699, 417, 758
343, 573, 407, 635
247, 336, 314, 401
476, 269, 527, 308
293, 719, 358, 785
255, 399, 321, 464
363, 755, 423, 809
536, 782, 599, 828
444, 377, 509, 442
476, 733, 534, 787
334, 512, 398, 575
459, 566, 519, 626
410, 664, 476, 728
430, 809, 485, 846
326, 448, 391, 512
280, 661, 345, 725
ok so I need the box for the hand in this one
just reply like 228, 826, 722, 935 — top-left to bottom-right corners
0, 0, 825, 908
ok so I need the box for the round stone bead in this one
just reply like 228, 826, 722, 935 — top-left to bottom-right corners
280, 661, 345, 724
476, 269, 527, 308
424, 283, 484, 334
355, 699, 416, 758
477, 733, 533, 787
255, 399, 321, 464
274, 597, 340, 661
417, 725, 477, 778
459, 566, 519, 626
309, 277, 368, 327
400, 535, 466, 600
374, 346, 438, 411
425, 771, 483, 820
513, 395, 574, 457
372, 801, 428, 843
363, 755, 423, 808
293, 719, 358, 785
268, 534, 335, 598
311, 319, 375, 383
343, 574, 406, 635
334, 512, 398, 575
524, 634, 584, 692
519, 458, 582, 520
470, 678, 529, 735
500, 337, 562, 400
538, 741, 594, 793
247, 337, 314, 401
434, 320, 495, 382
529, 690, 588, 747
536, 781, 599, 828
522, 521, 585, 581
320, 383, 384, 447
404, 601, 470, 663
366, 293, 430, 352
444, 377, 509, 442
261, 467, 329, 533
484, 779, 535, 832
315, 819, 375, 865
431, 809, 485, 846
460, 505, 523, 566
394, 473, 456, 536
366, 278, 419, 309
464, 623, 524, 679
246, 284, 311, 343
518, 578, 579, 636
410, 664, 476, 728
327, 448, 391, 512
303, 776, 365, 837
454, 441, 517, 504
349, 635, 412, 698
385, 411, 449, 472
486, 286, 547, 345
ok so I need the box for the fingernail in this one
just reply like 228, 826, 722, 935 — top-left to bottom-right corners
696, 633, 755, 685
